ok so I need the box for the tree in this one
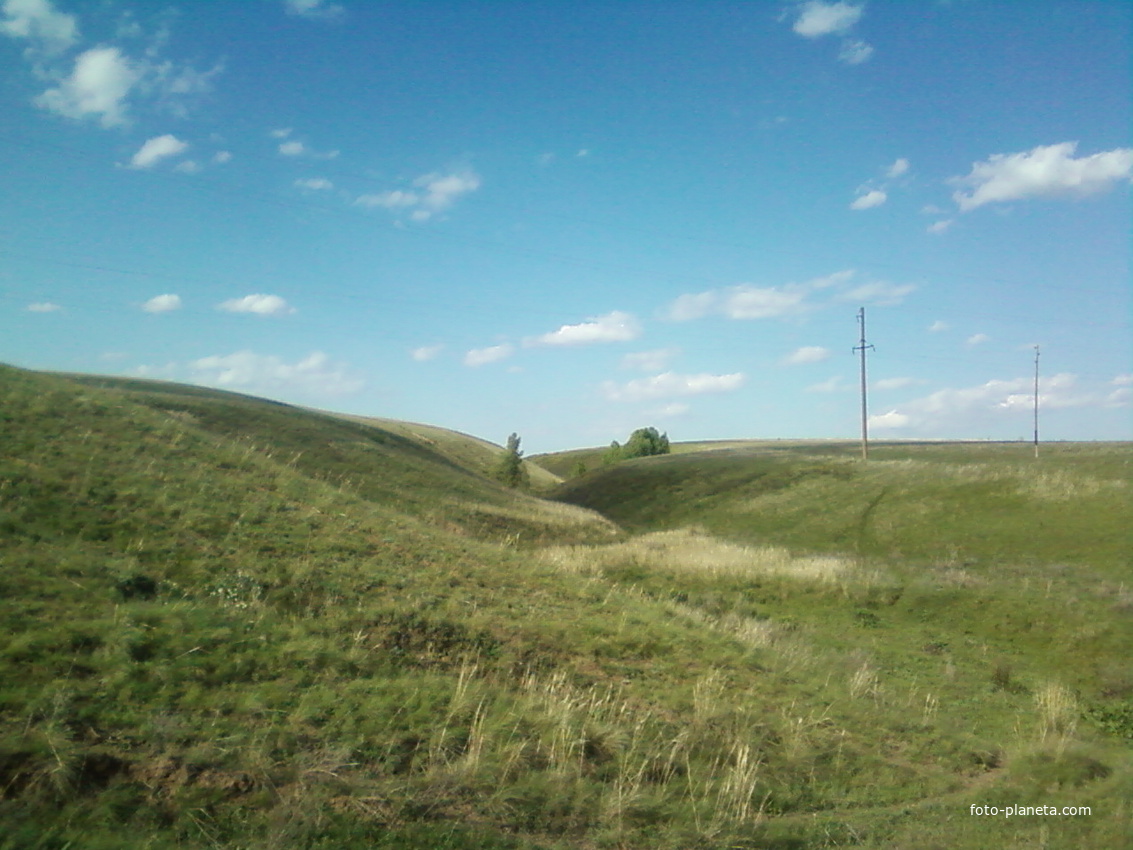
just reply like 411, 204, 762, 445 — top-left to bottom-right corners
494, 432, 529, 489
603, 427, 671, 464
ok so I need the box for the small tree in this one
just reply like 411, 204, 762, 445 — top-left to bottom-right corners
494, 432, 529, 489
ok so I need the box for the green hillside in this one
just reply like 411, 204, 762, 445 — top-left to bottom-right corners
2, 366, 1130, 848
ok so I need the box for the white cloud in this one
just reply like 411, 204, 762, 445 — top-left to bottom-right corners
217, 294, 295, 316
213, 151, 232, 164
284, 0, 344, 20
621, 348, 679, 372
530, 311, 641, 346
35, 46, 141, 127
838, 280, 915, 305
279, 140, 306, 156
355, 190, 419, 209
412, 170, 482, 218
189, 350, 362, 397
951, 142, 1133, 212
142, 293, 181, 313
865, 373, 1100, 434
652, 402, 690, 418
966, 333, 990, 347
838, 38, 873, 65
869, 410, 910, 430
411, 344, 444, 362
928, 320, 949, 332
1, 0, 79, 53
295, 177, 333, 191
464, 343, 514, 367
1107, 387, 1132, 407
668, 270, 872, 321
927, 219, 953, 234
874, 377, 919, 391
129, 134, 188, 169
793, 1, 863, 37
807, 376, 845, 393
886, 158, 910, 179
27, 301, 61, 312
850, 189, 887, 210
173, 160, 199, 174
357, 170, 481, 221
1113, 374, 1133, 387
602, 371, 745, 402
270, 128, 292, 138
783, 346, 831, 365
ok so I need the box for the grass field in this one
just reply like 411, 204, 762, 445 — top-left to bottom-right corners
2, 364, 1130, 848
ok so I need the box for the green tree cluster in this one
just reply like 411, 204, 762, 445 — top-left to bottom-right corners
603, 427, 671, 464
494, 432, 529, 488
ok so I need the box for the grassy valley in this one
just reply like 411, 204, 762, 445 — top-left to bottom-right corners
1, 365, 1130, 848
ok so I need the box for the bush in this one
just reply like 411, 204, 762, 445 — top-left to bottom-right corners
603, 427, 670, 464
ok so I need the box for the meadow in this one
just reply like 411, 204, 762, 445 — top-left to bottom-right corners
1, 364, 1129, 848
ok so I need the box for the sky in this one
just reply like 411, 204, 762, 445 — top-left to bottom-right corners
2, 0, 1130, 453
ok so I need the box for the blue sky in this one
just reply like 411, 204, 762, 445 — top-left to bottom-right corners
3, 0, 1130, 452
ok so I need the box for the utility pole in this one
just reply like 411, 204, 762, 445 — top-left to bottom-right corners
1033, 345, 1040, 459
854, 307, 875, 461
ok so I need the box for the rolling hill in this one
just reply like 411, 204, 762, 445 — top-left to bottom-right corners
1, 365, 1129, 849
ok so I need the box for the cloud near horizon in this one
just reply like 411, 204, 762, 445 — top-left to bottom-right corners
189, 350, 363, 396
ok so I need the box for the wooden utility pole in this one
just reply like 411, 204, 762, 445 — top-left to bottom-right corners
1033, 345, 1040, 459
854, 307, 874, 461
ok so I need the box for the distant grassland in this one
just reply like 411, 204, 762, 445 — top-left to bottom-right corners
2, 365, 1130, 849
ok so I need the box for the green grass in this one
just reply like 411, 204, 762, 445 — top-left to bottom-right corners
2, 365, 1131, 848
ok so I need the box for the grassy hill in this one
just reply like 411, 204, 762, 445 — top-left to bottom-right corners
2, 366, 1130, 848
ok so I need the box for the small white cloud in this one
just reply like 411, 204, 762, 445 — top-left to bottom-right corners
411, 344, 444, 362
951, 142, 1133, 212
218, 294, 295, 316
142, 293, 181, 313
283, 0, 344, 19
1113, 374, 1133, 387
413, 169, 481, 215
783, 346, 831, 365
355, 190, 419, 209
653, 402, 690, 417
966, 333, 990, 347
838, 38, 873, 65
35, 46, 141, 127
279, 140, 306, 156
669, 270, 857, 321
130, 134, 189, 169
294, 177, 333, 191
27, 301, 61, 312
531, 311, 641, 346
838, 281, 915, 305
874, 377, 919, 391
270, 128, 292, 138
602, 371, 745, 402
793, 1, 863, 37
190, 350, 362, 396
850, 189, 887, 210
807, 376, 845, 393
886, 158, 910, 179
464, 343, 514, 367
213, 150, 232, 164
173, 159, 200, 174
927, 219, 953, 234
621, 348, 679, 372
928, 320, 949, 333
1107, 387, 1132, 407
869, 410, 910, 430
1, 0, 79, 53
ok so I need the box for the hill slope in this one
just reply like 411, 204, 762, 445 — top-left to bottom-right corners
2, 368, 1130, 848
